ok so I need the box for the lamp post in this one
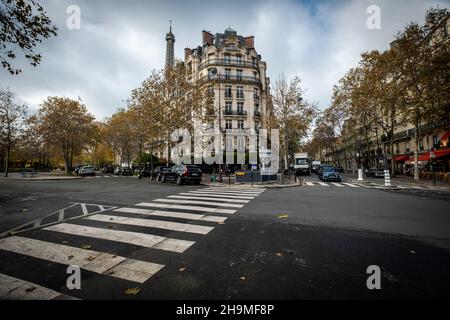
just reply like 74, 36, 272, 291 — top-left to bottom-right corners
210, 67, 223, 182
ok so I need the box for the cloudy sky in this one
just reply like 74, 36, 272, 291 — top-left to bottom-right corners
1, 0, 448, 119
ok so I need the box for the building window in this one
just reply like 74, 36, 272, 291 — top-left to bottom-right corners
225, 101, 232, 113
237, 102, 244, 114
225, 120, 233, 130
224, 54, 231, 64
225, 68, 231, 80
419, 138, 424, 151
237, 69, 243, 80
433, 135, 438, 146
236, 55, 242, 65
236, 86, 244, 99
237, 138, 245, 150
237, 120, 244, 129
254, 88, 259, 100
207, 122, 214, 130
254, 103, 259, 112
444, 23, 448, 37
253, 71, 258, 79
225, 86, 232, 98
226, 138, 233, 151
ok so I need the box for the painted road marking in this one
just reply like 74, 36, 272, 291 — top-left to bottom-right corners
342, 183, 359, 188
331, 183, 344, 187
168, 195, 250, 203
0, 273, 71, 300
153, 198, 244, 208
317, 182, 328, 186
181, 192, 255, 200
191, 190, 263, 196
202, 188, 264, 194
136, 202, 237, 214
305, 182, 314, 186
85, 214, 214, 235
44, 223, 194, 253
113, 207, 227, 223
0, 236, 164, 283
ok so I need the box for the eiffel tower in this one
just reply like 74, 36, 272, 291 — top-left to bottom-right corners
165, 20, 175, 71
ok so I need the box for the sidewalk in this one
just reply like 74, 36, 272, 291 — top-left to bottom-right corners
0, 172, 81, 181
343, 173, 450, 191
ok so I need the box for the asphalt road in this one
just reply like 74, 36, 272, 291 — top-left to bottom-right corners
0, 174, 449, 299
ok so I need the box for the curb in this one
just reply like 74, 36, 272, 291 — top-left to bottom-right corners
2, 177, 83, 181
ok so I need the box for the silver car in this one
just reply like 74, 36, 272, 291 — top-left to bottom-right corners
79, 166, 96, 177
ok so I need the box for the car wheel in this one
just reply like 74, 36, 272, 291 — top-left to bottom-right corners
176, 176, 182, 185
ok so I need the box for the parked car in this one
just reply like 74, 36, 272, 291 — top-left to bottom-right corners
320, 167, 342, 182
154, 166, 171, 181
101, 165, 114, 173
365, 168, 386, 178
138, 167, 151, 179
114, 166, 133, 176
317, 165, 334, 179
78, 166, 96, 177
160, 165, 203, 185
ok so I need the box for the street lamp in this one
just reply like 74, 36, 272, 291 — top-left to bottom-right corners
210, 67, 223, 182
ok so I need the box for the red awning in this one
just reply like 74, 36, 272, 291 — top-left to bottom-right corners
434, 148, 450, 158
404, 148, 450, 164
394, 155, 409, 162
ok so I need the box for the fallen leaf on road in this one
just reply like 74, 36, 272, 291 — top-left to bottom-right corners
179, 267, 187, 272
124, 287, 141, 296
25, 287, 36, 292
81, 245, 92, 250
278, 214, 289, 219
276, 252, 283, 257
87, 255, 96, 261
217, 221, 225, 225
240, 277, 246, 281
107, 225, 113, 229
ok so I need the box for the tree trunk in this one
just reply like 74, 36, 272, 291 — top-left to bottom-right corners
4, 144, 10, 178
414, 121, 419, 180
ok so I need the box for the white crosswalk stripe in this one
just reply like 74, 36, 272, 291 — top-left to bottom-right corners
184, 191, 257, 198
85, 214, 214, 235
153, 198, 244, 208
342, 183, 359, 188
201, 188, 264, 194
168, 195, 249, 203
182, 192, 255, 199
136, 202, 237, 214
331, 182, 344, 187
113, 207, 227, 223
305, 182, 314, 186
317, 182, 328, 186
0, 236, 164, 283
45, 223, 194, 253
189, 190, 262, 197
0, 273, 75, 300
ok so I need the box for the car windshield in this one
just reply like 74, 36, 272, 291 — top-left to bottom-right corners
324, 168, 336, 172
296, 159, 308, 165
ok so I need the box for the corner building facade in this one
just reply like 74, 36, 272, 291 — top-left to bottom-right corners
184, 28, 271, 163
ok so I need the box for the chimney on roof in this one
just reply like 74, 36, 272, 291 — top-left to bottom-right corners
202, 30, 213, 46
244, 36, 255, 48
184, 48, 192, 60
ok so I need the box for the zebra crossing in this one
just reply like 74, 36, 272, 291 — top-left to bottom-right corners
0, 186, 265, 300
303, 181, 363, 188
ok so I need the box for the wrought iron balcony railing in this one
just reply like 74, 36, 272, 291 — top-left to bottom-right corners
199, 59, 259, 71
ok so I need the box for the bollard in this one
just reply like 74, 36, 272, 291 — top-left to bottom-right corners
358, 169, 364, 181
384, 170, 391, 187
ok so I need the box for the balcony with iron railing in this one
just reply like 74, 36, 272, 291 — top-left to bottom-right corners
380, 121, 447, 142
200, 59, 259, 71
223, 110, 247, 116
254, 111, 261, 117
202, 74, 262, 86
